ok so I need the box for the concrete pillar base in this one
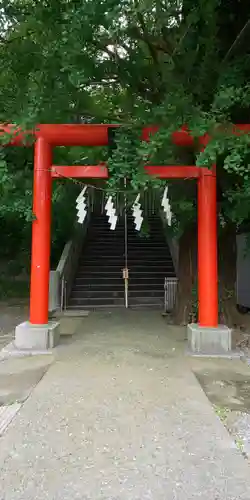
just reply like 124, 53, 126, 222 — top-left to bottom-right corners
187, 323, 232, 356
15, 321, 60, 350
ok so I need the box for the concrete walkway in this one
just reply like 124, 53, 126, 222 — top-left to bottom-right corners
0, 310, 250, 499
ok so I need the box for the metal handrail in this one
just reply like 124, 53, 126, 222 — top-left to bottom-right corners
60, 276, 64, 312
56, 212, 90, 311
60, 277, 67, 312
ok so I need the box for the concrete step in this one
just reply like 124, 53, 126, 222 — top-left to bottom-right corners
81, 252, 171, 257
80, 257, 174, 263
72, 285, 125, 293
78, 260, 174, 267
84, 244, 170, 249
67, 303, 124, 310
73, 282, 165, 290
69, 297, 126, 307
74, 277, 169, 286
67, 303, 163, 310
86, 233, 165, 240
75, 270, 175, 278
80, 255, 172, 261
75, 276, 123, 283
78, 262, 173, 268
71, 289, 164, 298
68, 297, 164, 308
77, 265, 175, 273
88, 234, 165, 240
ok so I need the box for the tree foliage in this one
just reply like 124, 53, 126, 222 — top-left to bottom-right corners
0, 0, 250, 316
1, 0, 250, 224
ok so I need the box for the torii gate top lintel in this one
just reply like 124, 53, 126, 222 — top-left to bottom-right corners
1, 123, 192, 147
1, 122, 250, 148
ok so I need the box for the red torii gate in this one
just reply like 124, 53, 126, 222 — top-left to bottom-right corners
2, 122, 246, 334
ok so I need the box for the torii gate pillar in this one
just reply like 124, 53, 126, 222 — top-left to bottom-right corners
30, 137, 52, 325
15, 137, 60, 350
187, 167, 232, 355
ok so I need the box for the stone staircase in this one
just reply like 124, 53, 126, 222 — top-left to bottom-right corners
68, 214, 176, 309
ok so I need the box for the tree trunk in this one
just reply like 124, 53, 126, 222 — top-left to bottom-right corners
173, 224, 197, 325
173, 223, 244, 327
219, 225, 244, 327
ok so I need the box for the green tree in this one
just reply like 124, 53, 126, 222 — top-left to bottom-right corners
0, 0, 250, 322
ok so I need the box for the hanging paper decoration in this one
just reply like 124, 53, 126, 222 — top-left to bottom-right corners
105, 195, 118, 230
76, 186, 88, 224
161, 186, 172, 226
132, 194, 143, 231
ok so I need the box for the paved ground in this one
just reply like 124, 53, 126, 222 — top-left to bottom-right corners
1, 310, 250, 499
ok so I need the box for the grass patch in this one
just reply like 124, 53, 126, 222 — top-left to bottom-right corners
214, 405, 247, 457
214, 405, 230, 423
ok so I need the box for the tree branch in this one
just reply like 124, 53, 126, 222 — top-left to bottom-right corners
223, 19, 250, 63
0, 30, 36, 46
132, 1, 160, 66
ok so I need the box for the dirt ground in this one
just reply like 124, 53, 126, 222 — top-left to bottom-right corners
0, 298, 250, 350
232, 314, 250, 353
0, 300, 29, 349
